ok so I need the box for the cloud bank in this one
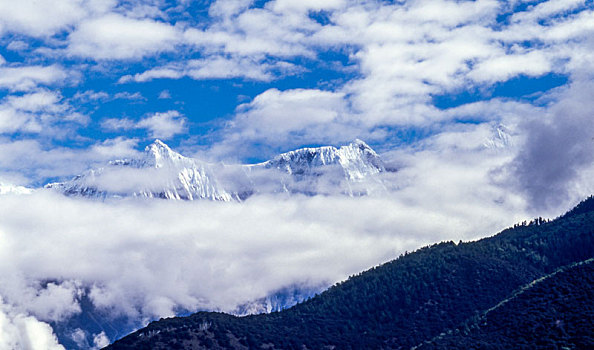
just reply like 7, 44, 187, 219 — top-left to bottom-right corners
0, 158, 527, 345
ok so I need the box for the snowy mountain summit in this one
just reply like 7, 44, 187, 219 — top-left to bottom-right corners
263, 139, 384, 180
47, 139, 389, 201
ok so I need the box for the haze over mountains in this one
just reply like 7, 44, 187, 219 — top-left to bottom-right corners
46, 139, 391, 201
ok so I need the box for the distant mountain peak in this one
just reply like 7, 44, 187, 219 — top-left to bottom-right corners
484, 124, 514, 150
47, 139, 388, 200
349, 138, 373, 150
144, 139, 185, 166
146, 139, 170, 152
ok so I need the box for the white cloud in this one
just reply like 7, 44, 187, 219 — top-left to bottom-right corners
207, 88, 366, 158
183, 10, 317, 58
176, 0, 334, 81
113, 91, 145, 100
383, 122, 526, 217
67, 13, 181, 60
102, 110, 187, 139
0, 137, 141, 183
119, 66, 183, 83
158, 90, 171, 99
6, 40, 29, 51
0, 298, 64, 350
270, 0, 346, 13
0, 181, 529, 324
92, 332, 110, 349
0, 90, 87, 136
72, 90, 110, 103
208, 0, 254, 19
72, 90, 145, 104
0, 0, 89, 38
235, 88, 346, 133
138, 111, 186, 139
101, 118, 137, 131
120, 56, 300, 83
0, 65, 70, 92
5, 90, 65, 113
24, 282, 82, 322
510, 0, 585, 24
469, 50, 553, 84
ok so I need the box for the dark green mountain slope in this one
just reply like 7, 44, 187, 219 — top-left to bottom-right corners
417, 259, 594, 349
106, 196, 594, 350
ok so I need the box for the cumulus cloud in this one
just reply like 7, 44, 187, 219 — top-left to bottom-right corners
0, 65, 70, 92
2, 0, 589, 146
233, 88, 346, 136
207, 88, 370, 159
102, 110, 187, 139
0, 298, 64, 350
468, 50, 553, 84
0, 0, 89, 38
0, 90, 87, 136
67, 13, 181, 60
114, 91, 145, 101
185, 0, 323, 58
1, 280, 82, 323
92, 332, 109, 349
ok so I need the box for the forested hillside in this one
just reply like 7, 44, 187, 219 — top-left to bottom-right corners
106, 197, 594, 349
417, 259, 594, 349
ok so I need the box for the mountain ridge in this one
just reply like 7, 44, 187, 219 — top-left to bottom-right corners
46, 139, 389, 201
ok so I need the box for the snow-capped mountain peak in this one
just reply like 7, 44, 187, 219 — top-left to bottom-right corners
337, 139, 385, 179
483, 124, 514, 150
263, 139, 385, 180
47, 140, 388, 200
144, 139, 186, 167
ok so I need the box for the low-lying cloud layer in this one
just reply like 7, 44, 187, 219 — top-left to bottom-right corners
0, 169, 526, 347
